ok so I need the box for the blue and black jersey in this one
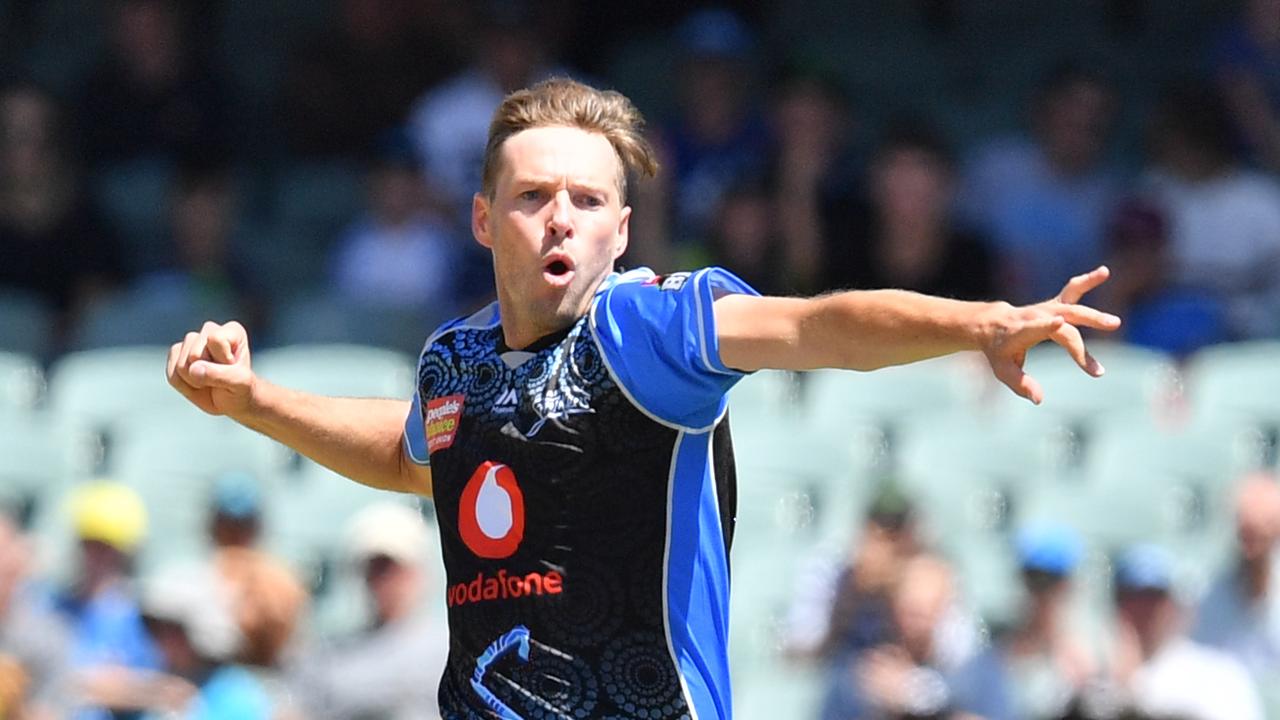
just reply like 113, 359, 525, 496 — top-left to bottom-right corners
404, 267, 758, 719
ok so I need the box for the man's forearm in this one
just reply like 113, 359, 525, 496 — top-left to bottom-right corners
797, 290, 997, 371
231, 379, 424, 494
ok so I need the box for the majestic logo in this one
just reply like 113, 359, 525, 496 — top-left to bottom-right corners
459, 462, 525, 559
494, 387, 519, 412
660, 272, 690, 291
426, 394, 464, 453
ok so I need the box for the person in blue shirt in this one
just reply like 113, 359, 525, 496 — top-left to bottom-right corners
166, 78, 1120, 719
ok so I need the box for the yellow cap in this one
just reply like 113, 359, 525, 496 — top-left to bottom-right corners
70, 482, 147, 553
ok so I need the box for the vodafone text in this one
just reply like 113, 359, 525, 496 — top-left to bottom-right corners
447, 569, 563, 607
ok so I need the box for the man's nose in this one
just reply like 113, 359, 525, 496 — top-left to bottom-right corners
547, 190, 574, 238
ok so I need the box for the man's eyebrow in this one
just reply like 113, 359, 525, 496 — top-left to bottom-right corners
510, 176, 613, 194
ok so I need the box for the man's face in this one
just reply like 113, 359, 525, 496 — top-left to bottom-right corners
473, 125, 631, 347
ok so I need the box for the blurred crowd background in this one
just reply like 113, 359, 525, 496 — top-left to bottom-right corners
1, 0, 1280, 718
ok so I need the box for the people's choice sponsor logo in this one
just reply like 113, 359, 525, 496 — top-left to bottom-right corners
459, 461, 524, 559
426, 394, 464, 453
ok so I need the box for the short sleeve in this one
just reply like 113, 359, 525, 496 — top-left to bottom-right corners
590, 267, 760, 430
403, 374, 429, 466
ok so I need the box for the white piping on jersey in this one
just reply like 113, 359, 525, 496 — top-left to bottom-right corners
662, 431, 701, 720
588, 282, 729, 435
691, 269, 736, 377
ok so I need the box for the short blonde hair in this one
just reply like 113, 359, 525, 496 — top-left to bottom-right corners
481, 78, 659, 202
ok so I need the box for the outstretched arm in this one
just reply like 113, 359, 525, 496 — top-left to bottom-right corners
715, 266, 1121, 404
165, 321, 432, 496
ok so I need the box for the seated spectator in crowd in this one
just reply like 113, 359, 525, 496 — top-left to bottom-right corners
331, 132, 463, 316
289, 503, 446, 719
74, 0, 229, 166
1192, 474, 1280, 690
133, 162, 263, 331
705, 178, 789, 296
783, 485, 924, 663
1211, 0, 1280, 173
0, 83, 123, 350
278, 0, 460, 159
957, 62, 1120, 304
53, 482, 162, 719
769, 66, 860, 295
1107, 544, 1262, 720
825, 121, 996, 301
407, 2, 565, 225
952, 524, 1095, 720
821, 554, 976, 720
0, 510, 70, 719
1096, 198, 1229, 356
205, 472, 307, 673
631, 8, 771, 265
1141, 82, 1280, 341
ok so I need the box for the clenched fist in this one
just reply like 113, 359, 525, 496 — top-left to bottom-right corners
165, 320, 256, 417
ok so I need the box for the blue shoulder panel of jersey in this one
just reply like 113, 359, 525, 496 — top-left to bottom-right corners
402, 304, 502, 466
591, 267, 759, 430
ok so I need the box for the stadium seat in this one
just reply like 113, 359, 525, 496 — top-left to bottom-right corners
0, 291, 55, 359
69, 283, 237, 351
0, 411, 76, 518
268, 295, 444, 356
726, 369, 803, 432
992, 341, 1180, 425
253, 343, 417, 400
47, 346, 188, 474
90, 158, 175, 274
107, 409, 291, 571
0, 351, 44, 413
800, 354, 984, 435
1184, 340, 1280, 427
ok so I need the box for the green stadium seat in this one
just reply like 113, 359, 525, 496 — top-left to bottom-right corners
253, 344, 416, 400
69, 285, 236, 351
0, 351, 44, 413
268, 295, 444, 356
0, 411, 76, 518
107, 409, 291, 570
1184, 341, 1280, 427
726, 369, 803, 433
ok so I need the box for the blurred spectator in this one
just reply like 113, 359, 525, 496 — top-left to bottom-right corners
632, 8, 771, 267
1192, 474, 1280, 686
825, 120, 996, 301
289, 502, 446, 719
80, 563, 272, 717
0, 510, 71, 719
1211, 0, 1280, 173
705, 178, 787, 295
134, 162, 263, 331
0, 83, 124, 349
53, 482, 161, 718
785, 486, 923, 662
820, 554, 975, 720
951, 524, 1094, 720
1096, 198, 1230, 356
957, 62, 1120, 303
771, 67, 860, 294
205, 472, 307, 672
1141, 82, 1280, 341
407, 2, 565, 224
331, 131, 464, 315
1107, 544, 1262, 720
74, 0, 229, 166
279, 0, 460, 159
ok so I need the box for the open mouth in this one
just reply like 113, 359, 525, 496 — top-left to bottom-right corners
542, 256, 575, 286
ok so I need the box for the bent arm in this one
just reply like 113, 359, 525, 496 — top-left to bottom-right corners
232, 381, 431, 496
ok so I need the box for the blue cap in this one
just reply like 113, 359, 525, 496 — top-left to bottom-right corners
1016, 523, 1082, 575
678, 9, 754, 59
1115, 544, 1174, 592
212, 471, 261, 520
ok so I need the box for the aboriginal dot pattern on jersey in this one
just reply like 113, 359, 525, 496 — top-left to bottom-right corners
418, 308, 706, 720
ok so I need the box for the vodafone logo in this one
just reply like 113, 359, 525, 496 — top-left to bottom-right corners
459, 462, 525, 559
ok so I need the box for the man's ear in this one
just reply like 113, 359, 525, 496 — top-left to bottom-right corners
472, 192, 493, 249
614, 205, 632, 260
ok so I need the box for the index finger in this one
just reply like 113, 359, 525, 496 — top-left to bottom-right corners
1058, 265, 1110, 304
